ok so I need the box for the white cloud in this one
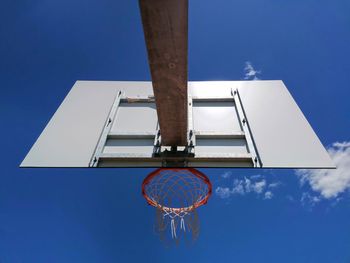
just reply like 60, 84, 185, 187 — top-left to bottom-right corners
264, 191, 274, 200
254, 180, 267, 193
296, 141, 350, 199
221, 171, 232, 179
301, 192, 321, 207
244, 177, 252, 192
241, 177, 266, 194
268, 182, 281, 188
215, 187, 231, 199
244, 61, 261, 80
215, 175, 279, 200
250, 174, 262, 180
231, 179, 245, 195
247, 179, 266, 194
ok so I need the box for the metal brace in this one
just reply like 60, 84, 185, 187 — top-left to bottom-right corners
153, 128, 161, 157
231, 88, 262, 168
89, 90, 122, 167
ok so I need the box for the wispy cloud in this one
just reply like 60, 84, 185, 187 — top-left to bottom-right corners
246, 178, 266, 194
215, 187, 232, 199
268, 182, 281, 189
264, 191, 274, 200
250, 174, 262, 180
221, 171, 232, 179
296, 141, 350, 199
231, 179, 245, 195
244, 61, 261, 80
215, 175, 280, 200
301, 192, 321, 208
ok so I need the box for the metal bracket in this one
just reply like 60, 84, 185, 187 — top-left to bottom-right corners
89, 91, 122, 167
160, 146, 193, 167
154, 145, 195, 167
151, 94, 195, 167
187, 95, 195, 156
232, 88, 262, 168
152, 127, 161, 157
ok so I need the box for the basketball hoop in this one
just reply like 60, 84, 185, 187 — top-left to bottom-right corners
142, 168, 212, 243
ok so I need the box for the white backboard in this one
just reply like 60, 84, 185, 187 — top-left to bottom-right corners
21, 80, 335, 168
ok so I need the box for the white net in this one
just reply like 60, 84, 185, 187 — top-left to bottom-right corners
142, 168, 211, 243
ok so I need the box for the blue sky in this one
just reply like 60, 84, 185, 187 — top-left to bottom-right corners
1, 0, 350, 262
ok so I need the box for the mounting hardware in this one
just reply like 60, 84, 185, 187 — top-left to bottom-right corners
231, 89, 237, 96
107, 118, 112, 126
89, 91, 122, 167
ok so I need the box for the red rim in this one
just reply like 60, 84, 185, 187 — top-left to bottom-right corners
142, 168, 212, 211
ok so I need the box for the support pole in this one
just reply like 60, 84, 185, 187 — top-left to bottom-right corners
139, 0, 188, 146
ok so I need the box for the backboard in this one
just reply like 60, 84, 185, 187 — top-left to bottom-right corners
21, 80, 335, 168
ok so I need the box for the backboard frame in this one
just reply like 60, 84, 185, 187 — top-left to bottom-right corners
20, 80, 335, 169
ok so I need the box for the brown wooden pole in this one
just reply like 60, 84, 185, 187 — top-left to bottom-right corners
139, 0, 188, 146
